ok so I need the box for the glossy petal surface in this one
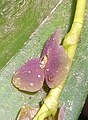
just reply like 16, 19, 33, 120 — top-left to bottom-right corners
12, 58, 44, 92
42, 30, 71, 88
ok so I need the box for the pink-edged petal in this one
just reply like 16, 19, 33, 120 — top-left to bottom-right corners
12, 58, 44, 92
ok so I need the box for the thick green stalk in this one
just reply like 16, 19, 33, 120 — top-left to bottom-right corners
33, 0, 86, 119
63, 0, 86, 59
33, 81, 65, 120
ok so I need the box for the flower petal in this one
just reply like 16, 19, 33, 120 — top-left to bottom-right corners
42, 29, 71, 88
12, 58, 44, 92
42, 29, 61, 57
45, 46, 70, 88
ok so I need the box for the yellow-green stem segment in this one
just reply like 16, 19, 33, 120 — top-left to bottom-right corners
33, 0, 86, 119
63, 0, 86, 59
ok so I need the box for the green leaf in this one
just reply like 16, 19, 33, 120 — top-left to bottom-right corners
0, 0, 88, 120
0, 0, 61, 69
59, 4, 88, 120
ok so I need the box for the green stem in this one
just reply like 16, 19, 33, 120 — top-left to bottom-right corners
33, 0, 86, 119
33, 81, 64, 120
63, 0, 86, 59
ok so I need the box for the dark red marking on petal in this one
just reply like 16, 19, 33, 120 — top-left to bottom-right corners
12, 58, 44, 92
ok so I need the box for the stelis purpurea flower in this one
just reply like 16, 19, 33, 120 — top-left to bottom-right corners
12, 29, 71, 92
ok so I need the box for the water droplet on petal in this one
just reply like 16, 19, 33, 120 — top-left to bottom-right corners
46, 68, 49, 71
38, 75, 41, 78
28, 71, 31, 73
30, 83, 34, 86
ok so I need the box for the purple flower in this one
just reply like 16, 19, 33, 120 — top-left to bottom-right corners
12, 29, 71, 92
